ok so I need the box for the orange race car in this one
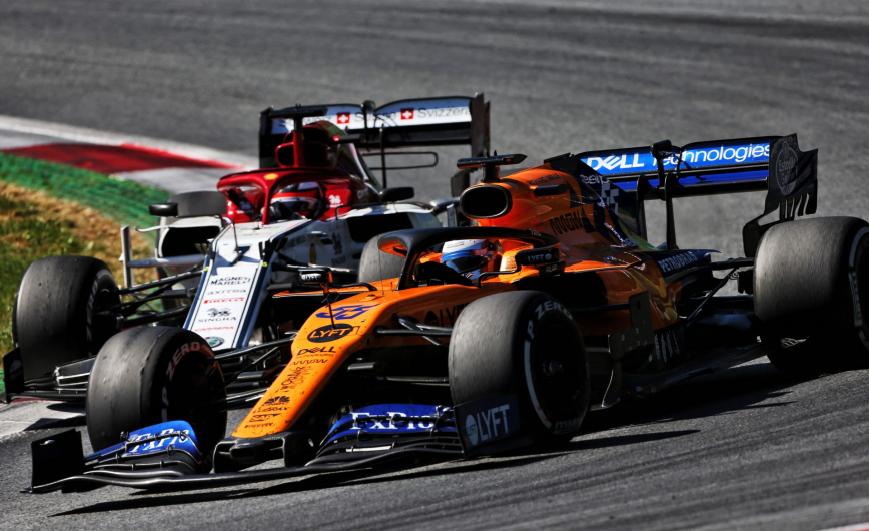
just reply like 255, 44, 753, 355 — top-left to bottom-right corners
25, 134, 869, 493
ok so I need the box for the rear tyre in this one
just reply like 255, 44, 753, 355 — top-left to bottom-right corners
13, 256, 120, 382
86, 327, 227, 460
449, 291, 590, 451
357, 236, 405, 284
755, 217, 869, 373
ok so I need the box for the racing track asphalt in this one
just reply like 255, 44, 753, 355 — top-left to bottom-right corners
1, 1, 869, 529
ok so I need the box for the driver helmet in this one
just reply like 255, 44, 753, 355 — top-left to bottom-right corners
441, 239, 502, 281
270, 181, 322, 220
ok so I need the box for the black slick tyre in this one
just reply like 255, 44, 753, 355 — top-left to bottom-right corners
449, 291, 590, 451
755, 216, 869, 373
357, 236, 405, 284
13, 255, 119, 382
86, 327, 227, 459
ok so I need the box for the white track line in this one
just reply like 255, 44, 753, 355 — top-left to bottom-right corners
0, 114, 257, 169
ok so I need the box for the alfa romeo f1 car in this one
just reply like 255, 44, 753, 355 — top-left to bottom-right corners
4, 94, 490, 401
21, 133, 869, 494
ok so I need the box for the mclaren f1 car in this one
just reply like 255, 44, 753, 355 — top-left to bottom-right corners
22, 133, 869, 494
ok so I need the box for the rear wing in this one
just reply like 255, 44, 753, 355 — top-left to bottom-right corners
258, 94, 490, 169
578, 136, 786, 198
557, 135, 818, 256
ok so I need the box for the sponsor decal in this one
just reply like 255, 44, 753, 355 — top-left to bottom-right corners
519, 249, 557, 264
297, 346, 337, 356
196, 316, 237, 324
667, 143, 769, 167
528, 173, 561, 186
329, 194, 341, 206
414, 106, 470, 119
549, 209, 584, 235
203, 298, 244, 304
336, 112, 350, 124
579, 174, 608, 185
582, 143, 771, 175
307, 324, 355, 343
292, 358, 328, 365
458, 393, 520, 449
297, 346, 337, 355
656, 252, 700, 274
256, 396, 290, 412
194, 326, 235, 331
351, 411, 435, 430
316, 304, 376, 320
277, 365, 312, 392
775, 142, 798, 195
206, 336, 224, 348
285, 235, 306, 248
209, 276, 250, 286
400, 108, 414, 120
585, 153, 646, 172
263, 396, 290, 405
206, 308, 231, 317
332, 232, 342, 255
249, 413, 278, 423
541, 263, 560, 274
423, 303, 468, 327
301, 272, 326, 284
126, 427, 192, 455
205, 288, 247, 295
465, 415, 479, 445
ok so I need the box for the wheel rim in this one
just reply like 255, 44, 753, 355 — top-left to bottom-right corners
530, 322, 584, 415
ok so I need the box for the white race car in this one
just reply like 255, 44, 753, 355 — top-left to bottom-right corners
3, 94, 490, 404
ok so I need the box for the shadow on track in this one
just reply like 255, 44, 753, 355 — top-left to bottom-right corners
50, 360, 818, 517
582, 360, 811, 434
49, 428, 699, 516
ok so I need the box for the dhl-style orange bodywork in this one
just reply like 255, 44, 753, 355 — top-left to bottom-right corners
233, 163, 705, 440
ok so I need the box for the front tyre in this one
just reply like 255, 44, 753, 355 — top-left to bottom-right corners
13, 256, 119, 382
449, 291, 590, 452
86, 327, 227, 459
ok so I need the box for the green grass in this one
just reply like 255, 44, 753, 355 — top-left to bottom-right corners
0, 152, 169, 227
0, 154, 169, 395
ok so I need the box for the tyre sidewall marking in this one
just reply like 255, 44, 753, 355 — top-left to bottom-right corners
161, 340, 203, 422
522, 299, 574, 430
848, 229, 869, 349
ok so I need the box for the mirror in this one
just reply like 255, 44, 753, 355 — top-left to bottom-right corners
299, 267, 333, 287
149, 202, 178, 217
380, 187, 414, 202
515, 247, 561, 268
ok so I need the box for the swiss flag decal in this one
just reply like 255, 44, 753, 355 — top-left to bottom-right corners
400, 108, 414, 120
336, 112, 350, 124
